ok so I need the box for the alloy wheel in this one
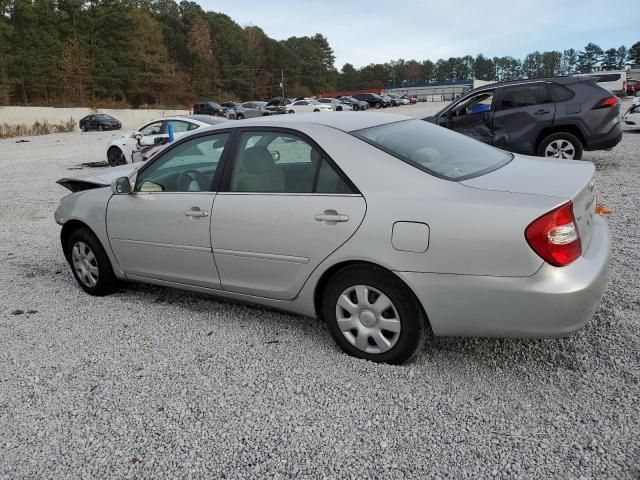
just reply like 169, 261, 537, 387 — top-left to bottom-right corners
335, 284, 401, 354
71, 241, 99, 287
545, 139, 576, 159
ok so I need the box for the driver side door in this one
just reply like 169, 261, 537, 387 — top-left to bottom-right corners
106, 131, 231, 289
438, 90, 495, 144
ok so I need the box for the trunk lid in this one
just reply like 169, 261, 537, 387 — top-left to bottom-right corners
461, 154, 597, 251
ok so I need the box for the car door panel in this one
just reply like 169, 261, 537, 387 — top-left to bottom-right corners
107, 193, 219, 288
212, 193, 366, 299
439, 91, 495, 144
492, 84, 556, 154
106, 132, 231, 288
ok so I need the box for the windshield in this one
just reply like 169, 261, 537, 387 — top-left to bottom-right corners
352, 119, 512, 181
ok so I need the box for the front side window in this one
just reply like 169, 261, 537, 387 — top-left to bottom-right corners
451, 91, 494, 116
135, 133, 229, 193
353, 119, 512, 181
229, 131, 354, 194
139, 121, 163, 136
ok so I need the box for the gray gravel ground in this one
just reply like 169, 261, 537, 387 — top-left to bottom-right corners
1, 102, 639, 479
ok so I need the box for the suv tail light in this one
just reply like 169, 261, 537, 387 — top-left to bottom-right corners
592, 96, 619, 109
525, 202, 582, 267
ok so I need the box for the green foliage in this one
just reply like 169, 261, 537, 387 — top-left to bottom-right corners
0, 2, 637, 106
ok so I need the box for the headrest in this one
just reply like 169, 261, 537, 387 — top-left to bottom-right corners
242, 147, 275, 174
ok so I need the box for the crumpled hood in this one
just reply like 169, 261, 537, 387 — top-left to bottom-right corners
57, 163, 140, 191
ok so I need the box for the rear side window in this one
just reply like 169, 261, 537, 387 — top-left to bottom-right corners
499, 84, 550, 109
352, 119, 512, 181
548, 83, 575, 102
592, 73, 621, 82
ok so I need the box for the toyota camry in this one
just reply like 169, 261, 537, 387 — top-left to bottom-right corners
55, 112, 610, 364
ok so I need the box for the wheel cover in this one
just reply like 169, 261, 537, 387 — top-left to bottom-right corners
71, 241, 99, 287
545, 139, 576, 159
335, 285, 401, 354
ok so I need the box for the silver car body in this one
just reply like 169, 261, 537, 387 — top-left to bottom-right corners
57, 112, 610, 338
227, 102, 272, 120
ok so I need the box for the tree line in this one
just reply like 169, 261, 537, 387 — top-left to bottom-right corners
0, 0, 638, 107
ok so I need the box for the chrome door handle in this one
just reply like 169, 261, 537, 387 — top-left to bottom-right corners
315, 213, 349, 222
185, 208, 208, 218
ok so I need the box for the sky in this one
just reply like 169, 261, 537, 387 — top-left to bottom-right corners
199, 0, 639, 69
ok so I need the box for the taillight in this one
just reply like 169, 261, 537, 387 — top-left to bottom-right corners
592, 97, 619, 109
525, 201, 582, 267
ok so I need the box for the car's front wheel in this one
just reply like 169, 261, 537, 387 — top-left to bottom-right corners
107, 147, 126, 167
538, 132, 583, 160
65, 228, 118, 296
236, 114, 244, 120
322, 264, 428, 364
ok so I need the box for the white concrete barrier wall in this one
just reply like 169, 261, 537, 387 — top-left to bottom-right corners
0, 107, 190, 130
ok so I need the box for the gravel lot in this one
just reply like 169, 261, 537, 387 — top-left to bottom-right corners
1, 102, 639, 479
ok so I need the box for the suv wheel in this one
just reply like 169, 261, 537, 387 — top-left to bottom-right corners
322, 264, 428, 364
537, 132, 583, 160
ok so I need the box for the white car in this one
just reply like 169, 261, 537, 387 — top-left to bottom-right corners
286, 99, 333, 114
624, 102, 640, 129
106, 115, 227, 166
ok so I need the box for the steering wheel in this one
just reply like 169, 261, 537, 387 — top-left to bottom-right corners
176, 169, 207, 192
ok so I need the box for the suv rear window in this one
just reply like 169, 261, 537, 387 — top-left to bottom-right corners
500, 83, 551, 109
352, 119, 512, 181
548, 82, 575, 102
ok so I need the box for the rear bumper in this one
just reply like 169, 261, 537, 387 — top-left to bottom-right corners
585, 122, 622, 151
396, 215, 610, 338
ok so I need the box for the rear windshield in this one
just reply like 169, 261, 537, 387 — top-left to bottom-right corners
352, 119, 512, 181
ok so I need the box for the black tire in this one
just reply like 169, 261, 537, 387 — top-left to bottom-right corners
537, 132, 583, 160
81, 124, 88, 132
65, 227, 118, 296
107, 147, 126, 167
98, 124, 103, 131
236, 114, 244, 120
314, 109, 320, 112
374, 103, 381, 109
336, 106, 342, 111
288, 110, 295, 114
353, 105, 360, 111
322, 264, 428, 364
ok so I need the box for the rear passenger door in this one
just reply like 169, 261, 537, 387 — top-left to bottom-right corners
492, 83, 555, 154
211, 128, 366, 300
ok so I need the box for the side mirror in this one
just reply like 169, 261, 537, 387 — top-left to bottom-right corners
133, 132, 143, 141
111, 176, 132, 194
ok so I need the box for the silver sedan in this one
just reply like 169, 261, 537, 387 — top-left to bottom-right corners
55, 113, 610, 364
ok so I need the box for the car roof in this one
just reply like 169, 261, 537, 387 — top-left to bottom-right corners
201, 111, 412, 133
467, 76, 585, 93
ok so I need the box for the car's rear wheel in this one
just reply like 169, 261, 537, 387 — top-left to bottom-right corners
322, 264, 428, 364
98, 124, 103, 131
107, 147, 126, 167
66, 228, 118, 296
82, 125, 88, 132
538, 132, 583, 160
314, 109, 320, 112
236, 114, 244, 120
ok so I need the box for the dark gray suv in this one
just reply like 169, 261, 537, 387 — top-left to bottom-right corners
425, 77, 622, 160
